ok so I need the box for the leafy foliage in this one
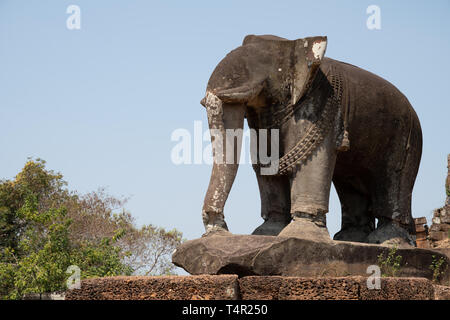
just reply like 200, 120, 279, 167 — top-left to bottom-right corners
0, 159, 183, 299
377, 246, 402, 277
429, 255, 448, 283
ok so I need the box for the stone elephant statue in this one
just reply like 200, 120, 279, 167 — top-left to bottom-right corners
200, 35, 422, 246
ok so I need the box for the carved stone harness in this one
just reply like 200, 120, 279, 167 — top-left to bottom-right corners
248, 65, 348, 176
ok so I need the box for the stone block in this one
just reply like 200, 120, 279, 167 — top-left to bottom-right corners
430, 231, 448, 242
64, 275, 450, 300
416, 239, 430, 249
359, 277, 434, 300
414, 217, 427, 225
173, 234, 450, 283
278, 277, 360, 300
239, 276, 436, 300
415, 233, 427, 241
65, 275, 239, 300
238, 276, 284, 300
415, 224, 426, 233
433, 285, 450, 300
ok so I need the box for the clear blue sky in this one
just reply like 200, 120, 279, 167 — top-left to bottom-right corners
1, 0, 449, 241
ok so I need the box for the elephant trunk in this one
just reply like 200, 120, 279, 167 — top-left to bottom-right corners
202, 92, 245, 233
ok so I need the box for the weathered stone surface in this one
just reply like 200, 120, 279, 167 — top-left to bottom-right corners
239, 276, 361, 300
442, 217, 450, 224
416, 239, 430, 249
433, 285, 450, 300
432, 248, 450, 259
415, 217, 429, 249
238, 276, 435, 300
414, 217, 427, 226
238, 276, 284, 300
172, 234, 450, 284
430, 231, 448, 241
415, 224, 426, 233
278, 277, 361, 300
439, 224, 450, 231
359, 277, 434, 300
65, 275, 449, 300
65, 275, 239, 300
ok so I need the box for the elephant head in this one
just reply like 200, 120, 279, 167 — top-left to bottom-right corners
201, 35, 328, 235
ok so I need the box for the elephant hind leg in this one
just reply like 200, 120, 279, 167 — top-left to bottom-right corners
366, 116, 421, 246
366, 170, 416, 246
251, 173, 291, 236
333, 178, 375, 242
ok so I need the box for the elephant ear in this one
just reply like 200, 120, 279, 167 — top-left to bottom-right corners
291, 36, 327, 106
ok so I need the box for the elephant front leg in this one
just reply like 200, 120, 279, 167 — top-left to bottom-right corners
278, 131, 337, 242
201, 97, 246, 237
251, 173, 291, 236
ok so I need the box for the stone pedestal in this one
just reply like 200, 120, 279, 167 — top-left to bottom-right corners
172, 234, 450, 284
65, 275, 450, 300
65, 275, 239, 300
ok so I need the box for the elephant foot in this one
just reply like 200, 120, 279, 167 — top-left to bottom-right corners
202, 211, 231, 237
278, 212, 331, 243
365, 220, 415, 247
252, 216, 291, 236
333, 227, 371, 243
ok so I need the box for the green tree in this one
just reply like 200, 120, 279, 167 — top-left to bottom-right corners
0, 159, 66, 252
0, 159, 182, 299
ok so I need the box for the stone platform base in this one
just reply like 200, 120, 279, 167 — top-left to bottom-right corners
65, 275, 450, 300
172, 235, 450, 283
